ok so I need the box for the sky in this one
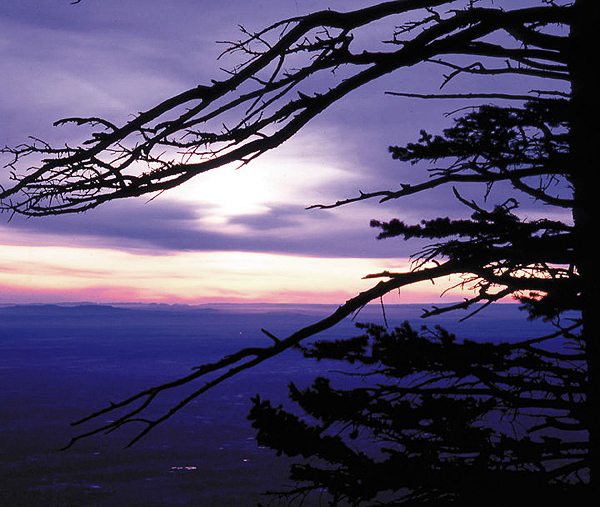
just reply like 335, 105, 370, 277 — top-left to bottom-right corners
0, 0, 567, 305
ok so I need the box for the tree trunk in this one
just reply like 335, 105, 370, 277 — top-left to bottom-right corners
569, 0, 600, 497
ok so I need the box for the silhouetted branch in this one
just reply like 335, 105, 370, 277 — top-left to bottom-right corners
1, 2, 571, 216
307, 166, 571, 210
62, 260, 463, 448
384, 91, 571, 101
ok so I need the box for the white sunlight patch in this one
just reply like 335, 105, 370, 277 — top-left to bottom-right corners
165, 130, 361, 229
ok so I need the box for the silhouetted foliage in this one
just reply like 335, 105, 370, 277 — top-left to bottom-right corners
249, 322, 587, 506
2, 0, 597, 504
246, 97, 587, 504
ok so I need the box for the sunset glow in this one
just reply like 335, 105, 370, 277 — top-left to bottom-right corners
0, 243, 460, 304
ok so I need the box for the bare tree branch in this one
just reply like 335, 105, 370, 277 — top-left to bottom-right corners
1, 2, 571, 216
61, 259, 464, 449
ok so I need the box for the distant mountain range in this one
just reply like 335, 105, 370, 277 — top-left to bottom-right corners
0, 301, 562, 344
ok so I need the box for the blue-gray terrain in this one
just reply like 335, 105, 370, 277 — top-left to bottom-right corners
0, 303, 556, 506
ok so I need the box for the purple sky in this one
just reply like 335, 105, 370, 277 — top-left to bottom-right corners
0, 0, 569, 304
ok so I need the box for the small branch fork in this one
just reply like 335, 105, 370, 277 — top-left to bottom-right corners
309, 91, 572, 212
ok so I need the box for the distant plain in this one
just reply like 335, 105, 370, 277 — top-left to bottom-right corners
0, 303, 557, 506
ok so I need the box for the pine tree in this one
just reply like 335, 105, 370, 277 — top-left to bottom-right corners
2, 1, 595, 502
247, 98, 588, 506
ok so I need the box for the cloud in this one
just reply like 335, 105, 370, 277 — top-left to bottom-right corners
2, 194, 415, 259
1, 0, 571, 306
228, 204, 311, 231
